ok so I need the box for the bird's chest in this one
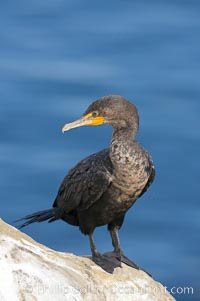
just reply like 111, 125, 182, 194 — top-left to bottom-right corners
109, 142, 150, 208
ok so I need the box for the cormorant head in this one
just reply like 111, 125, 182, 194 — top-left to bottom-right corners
62, 95, 139, 134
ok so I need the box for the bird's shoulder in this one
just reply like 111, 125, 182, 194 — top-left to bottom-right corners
138, 155, 155, 198
68, 148, 112, 178
53, 148, 113, 211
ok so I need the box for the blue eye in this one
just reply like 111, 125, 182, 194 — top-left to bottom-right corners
92, 111, 98, 117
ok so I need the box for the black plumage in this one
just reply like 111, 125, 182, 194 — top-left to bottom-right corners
16, 95, 155, 273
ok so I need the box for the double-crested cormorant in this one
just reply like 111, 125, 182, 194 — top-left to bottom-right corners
16, 95, 155, 273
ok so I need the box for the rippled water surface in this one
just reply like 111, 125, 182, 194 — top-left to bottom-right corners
1, 1, 200, 300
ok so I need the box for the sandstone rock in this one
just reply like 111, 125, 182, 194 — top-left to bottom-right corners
0, 219, 175, 301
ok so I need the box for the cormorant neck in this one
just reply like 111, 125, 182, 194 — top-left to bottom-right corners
109, 125, 138, 172
112, 125, 138, 143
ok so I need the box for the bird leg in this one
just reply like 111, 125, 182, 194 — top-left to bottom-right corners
89, 233, 121, 273
89, 233, 100, 258
110, 226, 123, 255
108, 227, 140, 270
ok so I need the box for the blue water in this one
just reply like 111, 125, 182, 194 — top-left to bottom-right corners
1, 1, 200, 300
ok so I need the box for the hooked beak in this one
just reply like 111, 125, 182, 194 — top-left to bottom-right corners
62, 113, 105, 133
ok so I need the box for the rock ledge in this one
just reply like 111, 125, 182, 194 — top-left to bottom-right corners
0, 219, 175, 301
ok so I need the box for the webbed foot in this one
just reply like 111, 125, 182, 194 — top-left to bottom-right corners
103, 251, 152, 277
92, 251, 121, 273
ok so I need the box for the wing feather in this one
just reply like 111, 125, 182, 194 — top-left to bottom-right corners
53, 149, 113, 213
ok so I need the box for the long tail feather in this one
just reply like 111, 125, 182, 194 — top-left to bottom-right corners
15, 208, 60, 229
